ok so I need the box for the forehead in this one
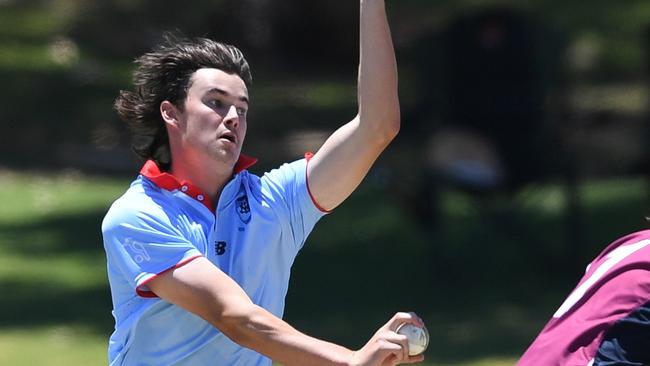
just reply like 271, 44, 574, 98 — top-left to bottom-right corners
189, 68, 249, 100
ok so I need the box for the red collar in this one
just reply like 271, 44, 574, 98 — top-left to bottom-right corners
140, 154, 258, 211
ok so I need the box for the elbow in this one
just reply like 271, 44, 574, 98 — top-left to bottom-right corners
386, 112, 401, 140
376, 111, 400, 145
357, 110, 401, 147
359, 102, 401, 145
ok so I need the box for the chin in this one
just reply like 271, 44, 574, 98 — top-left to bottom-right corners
210, 150, 238, 168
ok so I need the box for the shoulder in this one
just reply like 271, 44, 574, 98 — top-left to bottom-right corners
595, 230, 650, 259
261, 159, 307, 185
102, 177, 175, 234
236, 159, 307, 193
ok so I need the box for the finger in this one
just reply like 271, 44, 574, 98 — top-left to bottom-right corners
382, 353, 424, 366
403, 312, 425, 328
380, 353, 399, 366
379, 331, 410, 361
387, 312, 414, 331
383, 353, 425, 366
387, 312, 425, 331
403, 354, 425, 364
380, 351, 410, 366
375, 339, 405, 366
393, 332, 410, 361
408, 312, 425, 328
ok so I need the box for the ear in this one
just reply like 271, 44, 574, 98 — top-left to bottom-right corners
160, 100, 181, 127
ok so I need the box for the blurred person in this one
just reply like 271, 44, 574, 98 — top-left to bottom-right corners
518, 230, 650, 365
101, 1, 425, 365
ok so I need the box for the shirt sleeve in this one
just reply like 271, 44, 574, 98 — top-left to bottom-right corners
261, 156, 327, 251
595, 300, 650, 365
102, 197, 203, 297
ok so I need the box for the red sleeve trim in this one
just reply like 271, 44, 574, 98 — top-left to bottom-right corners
304, 152, 331, 214
135, 254, 203, 298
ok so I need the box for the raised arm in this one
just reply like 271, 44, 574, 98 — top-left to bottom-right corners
147, 257, 424, 366
307, 0, 399, 211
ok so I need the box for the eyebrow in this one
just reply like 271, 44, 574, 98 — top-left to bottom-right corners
206, 87, 249, 105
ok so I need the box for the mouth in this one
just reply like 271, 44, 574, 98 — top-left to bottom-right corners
218, 131, 237, 144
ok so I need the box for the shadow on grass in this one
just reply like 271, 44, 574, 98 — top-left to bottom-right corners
0, 279, 113, 332
0, 208, 113, 336
0, 208, 108, 255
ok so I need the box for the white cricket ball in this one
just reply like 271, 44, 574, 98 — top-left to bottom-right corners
396, 323, 429, 356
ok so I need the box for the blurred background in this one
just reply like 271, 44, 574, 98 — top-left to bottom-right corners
1, 0, 649, 365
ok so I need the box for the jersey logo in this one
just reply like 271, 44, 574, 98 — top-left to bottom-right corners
215, 241, 227, 256
236, 195, 251, 224
124, 238, 151, 263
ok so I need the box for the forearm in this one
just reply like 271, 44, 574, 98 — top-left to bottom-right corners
218, 303, 353, 366
149, 257, 354, 366
303, 0, 401, 210
358, 0, 400, 137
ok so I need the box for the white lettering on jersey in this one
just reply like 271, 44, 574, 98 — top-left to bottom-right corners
553, 239, 650, 318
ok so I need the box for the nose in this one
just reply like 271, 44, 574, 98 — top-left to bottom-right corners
223, 105, 239, 128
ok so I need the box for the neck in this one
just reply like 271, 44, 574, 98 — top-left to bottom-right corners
170, 155, 234, 202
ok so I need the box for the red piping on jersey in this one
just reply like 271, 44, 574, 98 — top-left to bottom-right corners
136, 255, 203, 298
140, 154, 258, 211
304, 152, 331, 213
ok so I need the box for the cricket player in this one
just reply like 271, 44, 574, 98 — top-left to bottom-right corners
518, 230, 650, 365
102, 0, 425, 365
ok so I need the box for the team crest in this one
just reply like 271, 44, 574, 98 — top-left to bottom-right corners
236, 195, 251, 224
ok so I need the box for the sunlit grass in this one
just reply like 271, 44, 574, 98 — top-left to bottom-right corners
0, 251, 106, 288
0, 170, 128, 224
0, 172, 120, 365
0, 325, 107, 366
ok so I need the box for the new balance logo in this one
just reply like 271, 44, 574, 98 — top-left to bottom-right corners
215, 241, 227, 256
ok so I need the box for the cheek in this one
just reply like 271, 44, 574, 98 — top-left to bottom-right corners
240, 121, 247, 142
188, 110, 217, 131
183, 116, 214, 144
184, 118, 205, 138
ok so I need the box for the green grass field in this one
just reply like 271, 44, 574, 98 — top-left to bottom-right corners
0, 168, 646, 365
0, 170, 124, 365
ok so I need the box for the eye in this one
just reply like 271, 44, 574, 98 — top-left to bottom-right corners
208, 99, 225, 108
236, 107, 247, 117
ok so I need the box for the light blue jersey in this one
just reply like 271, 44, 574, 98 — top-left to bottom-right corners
102, 156, 326, 366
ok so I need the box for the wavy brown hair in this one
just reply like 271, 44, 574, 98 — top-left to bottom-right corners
114, 33, 252, 171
